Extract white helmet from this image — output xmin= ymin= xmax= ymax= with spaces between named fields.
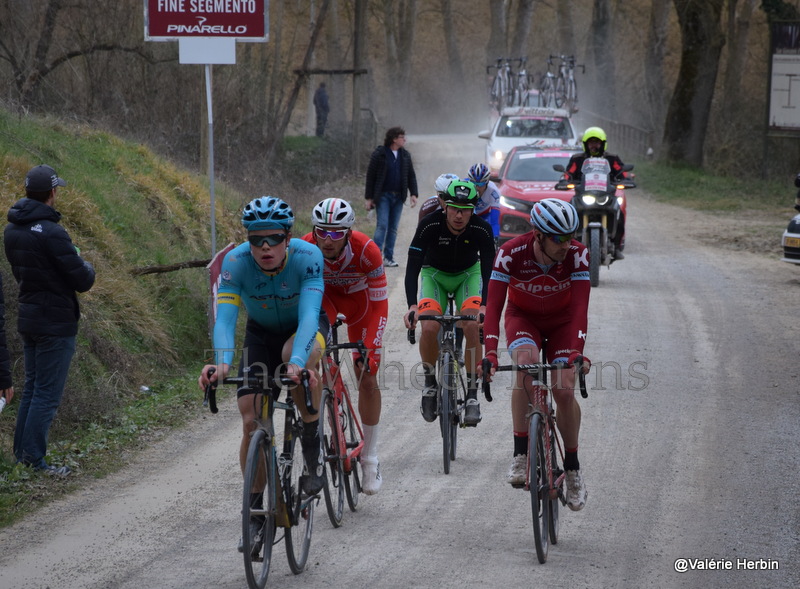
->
xmin=312 ymin=198 xmax=355 ymax=228
xmin=434 ymin=173 xmax=460 ymax=196
xmin=529 ymin=198 xmax=579 ymax=235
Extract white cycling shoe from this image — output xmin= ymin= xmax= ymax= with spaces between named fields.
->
xmin=565 ymin=469 xmax=588 ymax=511
xmin=361 ymin=457 xmax=382 ymax=495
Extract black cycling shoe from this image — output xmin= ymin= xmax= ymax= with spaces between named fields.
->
xmin=420 ymin=388 xmax=437 ymax=423
xmin=301 ymin=447 xmax=325 ymax=496
xmin=238 ymin=516 xmax=265 ymax=557
xmin=464 ymin=398 xmax=482 ymax=426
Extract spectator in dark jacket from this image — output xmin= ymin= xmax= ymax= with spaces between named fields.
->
xmin=0 ymin=273 xmax=13 ymax=411
xmin=313 ymin=82 xmax=330 ymax=137
xmin=3 ymin=164 xmax=95 ymax=476
xmin=364 ymin=126 xmax=419 ymax=267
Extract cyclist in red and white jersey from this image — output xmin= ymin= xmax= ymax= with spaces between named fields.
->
xmin=302 ymin=198 xmax=388 ymax=494
xmin=480 ymin=198 xmax=591 ymax=511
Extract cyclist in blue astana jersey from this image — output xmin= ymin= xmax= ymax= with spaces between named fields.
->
xmin=199 ymin=197 xmax=328 ymax=538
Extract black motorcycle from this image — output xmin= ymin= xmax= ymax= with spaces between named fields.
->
xmin=553 ymin=157 xmax=635 ymax=286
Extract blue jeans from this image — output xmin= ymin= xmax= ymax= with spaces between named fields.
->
xmin=373 ymin=192 xmax=405 ymax=261
xmin=14 ymin=334 xmax=76 ymax=469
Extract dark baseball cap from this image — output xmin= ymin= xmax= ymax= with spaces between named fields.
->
xmin=25 ymin=165 xmax=67 ymax=192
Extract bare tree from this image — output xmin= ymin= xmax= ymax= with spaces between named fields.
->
xmin=556 ymin=0 xmax=577 ymax=58
xmin=721 ymin=0 xmax=759 ymax=115
xmin=0 ymin=0 xmax=161 ymax=109
xmin=644 ymin=0 xmax=672 ymax=139
xmin=588 ymin=0 xmax=617 ymax=117
xmin=381 ymin=0 xmax=417 ymax=119
xmin=663 ymin=0 xmax=726 ymax=166
xmin=441 ymin=0 xmax=465 ymax=83
xmin=509 ymin=0 xmax=536 ymax=59
xmin=487 ymin=0 xmax=509 ymax=64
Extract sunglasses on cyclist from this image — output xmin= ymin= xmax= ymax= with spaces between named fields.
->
xmin=544 ymin=233 xmax=574 ymax=244
xmin=314 ymin=227 xmax=348 ymax=241
xmin=248 ymin=233 xmax=288 ymax=247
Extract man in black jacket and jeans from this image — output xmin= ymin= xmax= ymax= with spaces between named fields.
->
xmin=4 ymin=164 xmax=95 ymax=476
xmin=365 ymin=126 xmax=419 ymax=267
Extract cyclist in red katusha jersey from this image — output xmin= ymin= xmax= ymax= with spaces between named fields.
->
xmin=479 ymin=198 xmax=592 ymax=512
xmin=302 ymin=198 xmax=388 ymax=495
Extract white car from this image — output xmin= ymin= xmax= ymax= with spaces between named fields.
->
xmin=478 ymin=106 xmax=579 ymax=173
xmin=782 ymin=213 xmax=800 ymax=264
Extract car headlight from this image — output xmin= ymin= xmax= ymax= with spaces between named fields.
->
xmin=500 ymin=195 xmax=533 ymax=214
xmin=493 ymin=149 xmax=504 ymax=162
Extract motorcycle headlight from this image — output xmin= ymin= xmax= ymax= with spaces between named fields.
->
xmin=596 ymin=194 xmax=610 ymax=205
xmin=617 ymin=195 xmax=625 ymax=206
xmin=581 ymin=195 xmax=596 ymax=205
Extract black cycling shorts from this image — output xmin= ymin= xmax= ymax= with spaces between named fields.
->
xmin=237 ymin=312 xmax=330 ymax=398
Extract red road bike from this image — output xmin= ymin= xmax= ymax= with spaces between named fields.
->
xmin=482 ymin=342 xmax=587 ymax=563
xmin=319 ymin=315 xmax=366 ymax=527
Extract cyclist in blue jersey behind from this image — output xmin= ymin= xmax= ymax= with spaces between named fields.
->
xmin=198 ymin=196 xmax=328 ymax=552
xmin=467 ymin=163 xmax=501 ymax=244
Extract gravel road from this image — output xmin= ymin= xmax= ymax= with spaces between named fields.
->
xmin=0 ymin=134 xmax=797 ymax=589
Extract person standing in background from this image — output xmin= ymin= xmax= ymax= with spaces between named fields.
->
xmin=4 ymin=165 xmax=96 ymax=477
xmin=0 ymin=272 xmax=14 ymax=413
xmin=364 ymin=126 xmax=419 ymax=267
xmin=313 ymin=82 xmax=330 ymax=137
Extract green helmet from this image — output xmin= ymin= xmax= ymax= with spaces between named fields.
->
xmin=581 ymin=126 xmax=607 ymax=155
xmin=442 ymin=180 xmax=479 ymax=209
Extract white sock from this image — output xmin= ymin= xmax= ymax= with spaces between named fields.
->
xmin=362 ymin=423 xmax=379 ymax=462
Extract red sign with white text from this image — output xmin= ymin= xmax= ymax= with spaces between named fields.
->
xmin=145 ymin=0 xmax=268 ymax=41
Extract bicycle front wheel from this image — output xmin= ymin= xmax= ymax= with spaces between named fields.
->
xmin=319 ymin=389 xmax=344 ymax=528
xmin=548 ymin=427 xmax=561 ymax=545
xmin=242 ymin=428 xmax=276 ymax=589
xmin=284 ymin=419 xmax=314 ymax=574
xmin=448 ymin=359 xmax=460 ymax=462
xmin=529 ymin=413 xmax=551 ymax=564
xmin=342 ymin=393 xmax=363 ymax=511
xmin=439 ymin=351 xmax=455 ymax=474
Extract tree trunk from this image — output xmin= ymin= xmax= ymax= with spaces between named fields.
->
xmin=441 ymin=0 xmax=465 ymax=83
xmin=663 ymin=0 xmax=726 ymax=166
xmin=556 ymin=0 xmax=577 ymax=57
xmin=510 ymin=0 xmax=536 ymax=59
xmin=721 ymin=0 xmax=757 ymax=115
xmin=588 ymin=0 xmax=616 ymax=117
xmin=325 ymin=0 xmax=348 ymax=125
xmin=644 ymin=0 xmax=672 ymax=139
xmin=487 ymin=0 xmax=508 ymax=64
xmin=265 ymin=0 xmax=331 ymax=164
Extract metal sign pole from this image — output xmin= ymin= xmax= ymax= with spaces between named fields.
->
xmin=205 ymin=64 xmax=217 ymax=257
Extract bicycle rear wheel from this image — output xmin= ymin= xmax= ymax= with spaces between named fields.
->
xmin=342 ymin=392 xmax=363 ymax=511
xmin=529 ymin=413 xmax=551 ymax=564
xmin=439 ymin=351 xmax=455 ymax=474
xmin=539 ymin=77 xmax=554 ymax=107
xmin=242 ymin=428 xmax=276 ymax=589
xmin=284 ymin=419 xmax=314 ymax=574
xmin=554 ymin=76 xmax=566 ymax=109
xmin=319 ymin=389 xmax=344 ymax=528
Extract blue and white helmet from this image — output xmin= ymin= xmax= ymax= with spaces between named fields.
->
xmin=468 ymin=163 xmax=491 ymax=184
xmin=530 ymin=198 xmax=579 ymax=235
xmin=242 ymin=196 xmax=294 ymax=231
